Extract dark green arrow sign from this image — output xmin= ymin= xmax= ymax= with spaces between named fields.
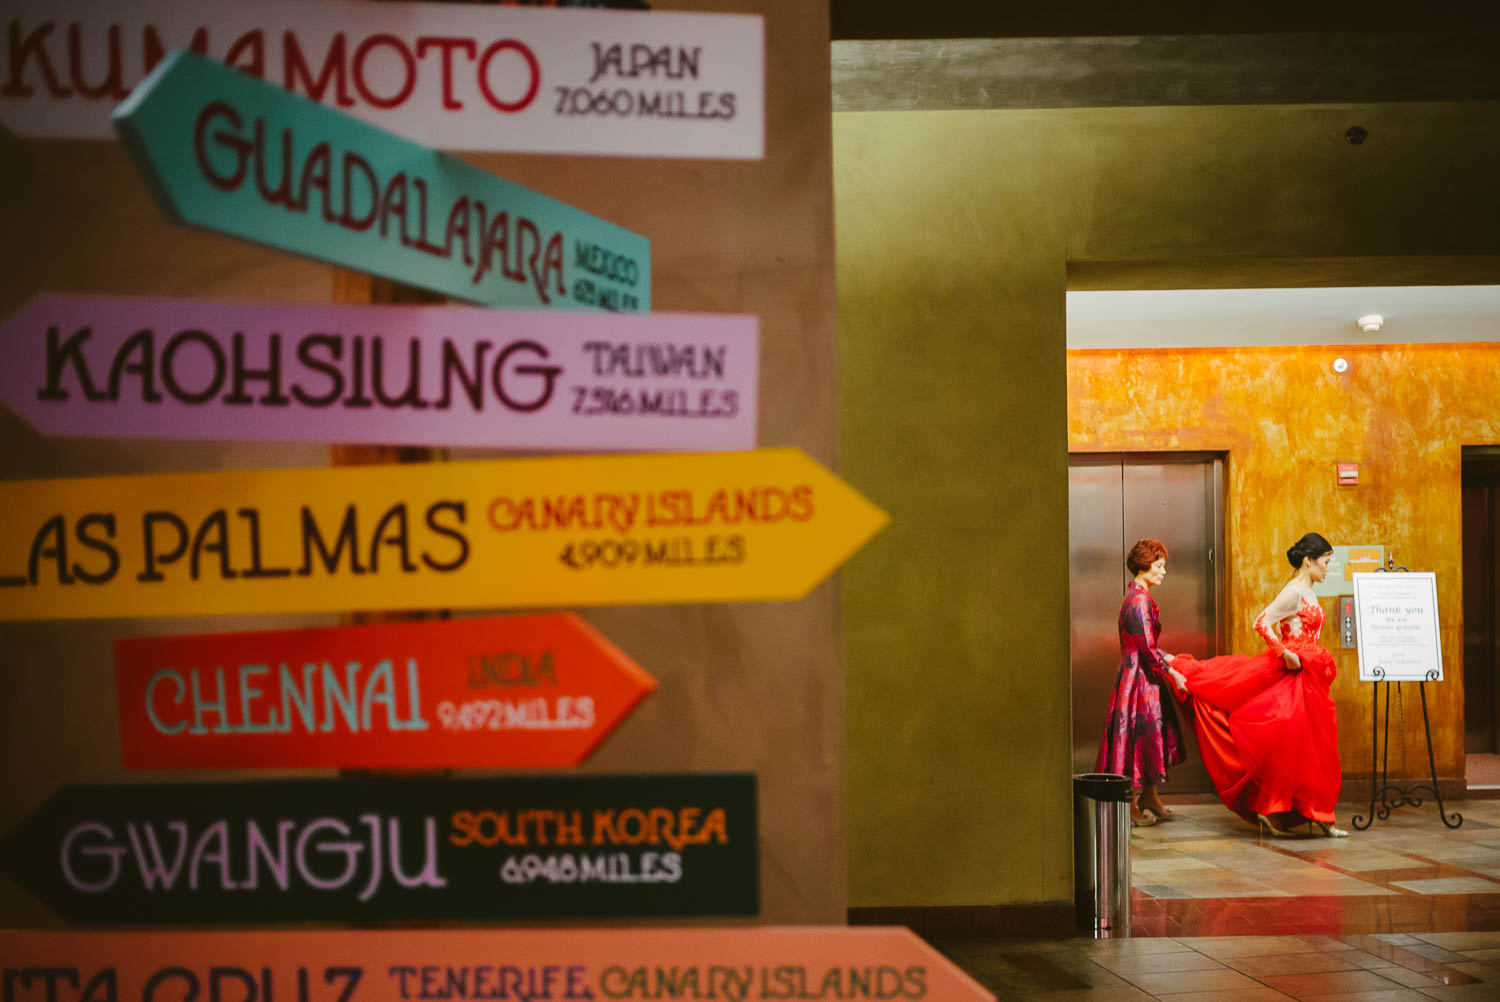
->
xmin=113 ymin=50 xmax=650 ymax=313
xmin=0 ymin=775 xmax=756 ymax=924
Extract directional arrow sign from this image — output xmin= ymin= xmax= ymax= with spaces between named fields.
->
xmin=0 ymin=928 xmax=992 ymax=1001
xmin=0 ymin=449 xmax=888 ymax=621
xmin=0 ymin=928 xmax=994 ymax=1002
xmin=0 ymin=0 xmax=765 ymax=159
xmin=113 ymin=50 xmax=651 ymax=312
xmin=115 ymin=614 xmax=657 ymax=770
xmin=0 ymin=775 xmax=757 ymax=923
xmin=0 ymin=294 xmax=757 ymax=450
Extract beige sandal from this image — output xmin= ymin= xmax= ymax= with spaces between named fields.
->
xmin=1131 ymin=805 xmax=1158 ymax=827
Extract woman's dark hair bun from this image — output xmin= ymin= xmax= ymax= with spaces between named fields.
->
xmin=1286 ymin=531 xmax=1334 ymax=568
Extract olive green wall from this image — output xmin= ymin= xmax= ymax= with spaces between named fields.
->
xmin=837 ymin=102 xmax=1500 ymax=907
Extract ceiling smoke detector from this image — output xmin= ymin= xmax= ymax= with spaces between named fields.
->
xmin=1356 ymin=314 xmax=1384 ymax=334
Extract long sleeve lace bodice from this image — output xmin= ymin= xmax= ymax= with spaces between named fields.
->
xmin=1253 ymin=587 xmax=1325 ymax=654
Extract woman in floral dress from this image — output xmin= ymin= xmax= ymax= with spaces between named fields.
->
xmin=1096 ymin=538 xmax=1190 ymax=826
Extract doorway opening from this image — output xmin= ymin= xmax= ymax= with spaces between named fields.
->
xmin=1464 ymin=447 xmax=1500 ymax=789
xmin=1068 ymin=453 xmax=1226 ymax=793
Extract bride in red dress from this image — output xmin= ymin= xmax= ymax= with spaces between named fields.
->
xmin=1173 ymin=532 xmax=1348 ymax=838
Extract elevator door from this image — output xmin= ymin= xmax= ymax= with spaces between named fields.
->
xmin=1070 ymin=455 xmax=1224 ymax=793
xmin=1463 ymin=453 xmax=1500 ymax=754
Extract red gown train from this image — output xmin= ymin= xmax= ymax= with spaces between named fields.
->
xmin=1173 ymin=595 xmax=1341 ymax=824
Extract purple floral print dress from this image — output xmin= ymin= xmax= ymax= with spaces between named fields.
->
xmin=1095 ymin=581 xmax=1186 ymax=789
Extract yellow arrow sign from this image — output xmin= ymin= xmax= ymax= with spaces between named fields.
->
xmin=0 ymin=450 xmax=887 ymax=621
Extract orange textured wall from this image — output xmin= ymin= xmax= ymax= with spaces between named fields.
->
xmin=1069 ymin=341 xmax=1500 ymax=785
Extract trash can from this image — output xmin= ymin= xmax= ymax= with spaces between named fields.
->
xmin=1073 ymin=772 xmax=1132 ymax=937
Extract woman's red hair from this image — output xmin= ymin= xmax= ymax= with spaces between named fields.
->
xmin=1127 ymin=537 xmax=1169 ymax=574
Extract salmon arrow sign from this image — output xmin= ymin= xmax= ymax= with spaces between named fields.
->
xmin=0 ymin=928 xmax=995 ymax=1002
xmin=114 ymin=614 xmax=657 ymax=770
xmin=0 ymin=448 xmax=889 ymax=621
xmin=0 ymin=775 xmax=758 ymax=924
xmin=113 ymin=50 xmax=650 ymax=312
xmin=0 ymin=294 xmax=757 ymax=450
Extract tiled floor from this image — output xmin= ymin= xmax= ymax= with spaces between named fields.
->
xmin=935 ymin=798 xmax=1500 ymax=1000
xmin=1128 ymin=797 xmax=1500 ymax=938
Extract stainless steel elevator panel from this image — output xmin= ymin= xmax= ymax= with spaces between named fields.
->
xmin=1070 ymin=464 xmax=1127 ymax=777
xmin=1070 ymin=456 xmax=1223 ymax=793
xmin=1123 ymin=463 xmax=1217 ymax=664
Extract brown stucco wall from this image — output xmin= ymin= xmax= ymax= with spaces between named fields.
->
xmin=0 ymin=0 xmax=844 ymax=926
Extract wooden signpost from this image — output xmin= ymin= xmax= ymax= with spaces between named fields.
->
xmin=0 ymin=928 xmax=995 ymax=1002
xmin=0 ymin=775 xmax=758 ymax=923
xmin=0 ymin=0 xmax=765 ymax=159
xmin=0 ymin=449 xmax=888 ymax=621
xmin=0 ymin=0 xmax=868 ymax=951
xmin=0 ymin=294 xmax=758 ymax=450
xmin=115 ymin=614 xmax=657 ymax=770
xmin=114 ymin=51 xmax=651 ymax=312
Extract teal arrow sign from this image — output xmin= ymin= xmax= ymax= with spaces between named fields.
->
xmin=113 ymin=51 xmax=650 ymax=313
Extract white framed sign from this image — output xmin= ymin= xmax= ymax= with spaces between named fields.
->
xmin=0 ymin=0 xmax=764 ymax=159
xmin=1352 ymin=571 xmax=1443 ymax=681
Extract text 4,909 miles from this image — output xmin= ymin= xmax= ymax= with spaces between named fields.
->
xmin=559 ymin=535 xmax=746 ymax=569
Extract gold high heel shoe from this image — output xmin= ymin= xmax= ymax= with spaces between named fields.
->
xmin=1257 ymin=813 xmax=1296 ymax=838
xmin=1313 ymin=820 xmax=1349 ymax=838
xmin=1141 ymin=802 xmax=1178 ymax=821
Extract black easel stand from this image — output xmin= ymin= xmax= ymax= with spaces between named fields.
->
xmin=1351 ymin=673 xmax=1462 ymax=831
xmin=1351 ymin=562 xmax=1460 ymax=830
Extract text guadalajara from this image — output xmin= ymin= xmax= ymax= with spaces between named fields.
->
xmin=193 ymin=99 xmax=576 ymax=307
xmin=112 ymin=50 xmax=650 ymax=313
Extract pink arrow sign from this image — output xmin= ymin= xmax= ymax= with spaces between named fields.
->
xmin=0 ymin=294 xmax=757 ymax=450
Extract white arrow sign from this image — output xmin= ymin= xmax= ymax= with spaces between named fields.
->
xmin=0 ymin=0 xmax=765 ymax=159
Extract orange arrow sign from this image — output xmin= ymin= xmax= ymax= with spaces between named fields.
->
xmin=114 ymin=614 xmax=656 ymax=769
